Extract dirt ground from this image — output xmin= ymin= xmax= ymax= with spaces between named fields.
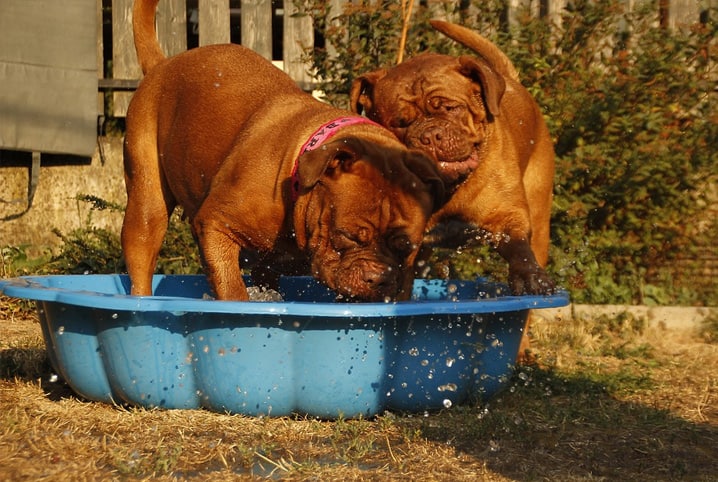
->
xmin=1 ymin=302 xmax=716 ymax=481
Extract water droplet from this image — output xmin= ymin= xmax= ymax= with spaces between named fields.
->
xmin=49 ymin=374 xmax=58 ymax=383
xmin=438 ymin=383 xmax=457 ymax=392
xmin=443 ymin=399 xmax=452 ymax=408
xmin=57 ymin=326 xmax=65 ymax=335
xmin=445 ymin=357 xmax=455 ymax=367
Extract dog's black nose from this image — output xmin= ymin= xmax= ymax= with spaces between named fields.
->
xmin=362 ymin=264 xmax=397 ymax=295
xmin=419 ymin=126 xmax=443 ymax=146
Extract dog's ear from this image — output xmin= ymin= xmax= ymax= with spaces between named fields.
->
xmin=349 ymin=70 xmax=387 ymax=115
xmin=458 ymin=55 xmax=505 ymax=117
xmin=296 ymin=138 xmax=363 ymax=191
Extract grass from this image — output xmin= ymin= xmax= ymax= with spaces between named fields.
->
xmin=0 ymin=296 xmax=717 ymax=481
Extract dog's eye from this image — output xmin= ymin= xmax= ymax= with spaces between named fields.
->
xmin=427 ymin=97 xmax=445 ymax=111
xmin=333 ymin=233 xmax=357 ymax=252
xmin=333 ymin=228 xmax=370 ymax=251
xmin=428 ymin=97 xmax=462 ymax=114
xmin=391 ymin=117 xmax=412 ymax=130
xmin=389 ymin=233 xmax=415 ymax=257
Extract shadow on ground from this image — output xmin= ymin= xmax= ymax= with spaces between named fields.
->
xmin=408 ymin=366 xmax=717 ymax=481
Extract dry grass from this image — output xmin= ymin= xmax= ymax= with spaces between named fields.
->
xmin=1 ymin=297 xmax=716 ymax=481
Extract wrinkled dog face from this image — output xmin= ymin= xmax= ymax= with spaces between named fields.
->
xmin=351 ymin=53 xmax=506 ymax=185
xmin=295 ymin=142 xmax=439 ymax=302
xmin=304 ymin=177 xmax=430 ymax=302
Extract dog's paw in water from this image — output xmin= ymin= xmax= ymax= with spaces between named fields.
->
xmin=246 ymin=286 xmax=284 ymax=302
xmin=200 ymin=287 xmax=283 ymax=301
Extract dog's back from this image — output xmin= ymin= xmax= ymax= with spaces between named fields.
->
xmin=127 ymin=0 xmax=316 ymax=219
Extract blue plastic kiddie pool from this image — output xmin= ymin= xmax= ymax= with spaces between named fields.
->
xmin=0 ymin=274 xmax=568 ymax=418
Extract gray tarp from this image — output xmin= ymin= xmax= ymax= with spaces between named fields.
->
xmin=0 ymin=0 xmax=97 ymax=157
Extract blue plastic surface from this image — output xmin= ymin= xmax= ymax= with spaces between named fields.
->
xmin=0 ymin=274 xmax=569 ymax=418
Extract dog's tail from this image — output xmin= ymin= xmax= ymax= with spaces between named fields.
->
xmin=430 ymin=20 xmax=520 ymax=81
xmin=133 ymin=0 xmax=166 ymax=74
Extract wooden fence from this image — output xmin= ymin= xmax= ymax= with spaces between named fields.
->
xmin=97 ymin=0 xmax=710 ymax=118
xmin=100 ymin=0 xmax=335 ymax=117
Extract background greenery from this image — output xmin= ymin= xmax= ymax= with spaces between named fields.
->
xmin=302 ymin=0 xmax=718 ymax=306
xmin=2 ymin=0 xmax=716 ymax=307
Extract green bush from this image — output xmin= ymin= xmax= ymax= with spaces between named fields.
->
xmin=4 ymin=2 xmax=714 ymax=306
xmin=301 ymin=0 xmax=718 ymax=305
xmin=5 ymin=195 xmax=203 ymax=278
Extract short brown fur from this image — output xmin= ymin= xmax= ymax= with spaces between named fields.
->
xmin=122 ymin=0 xmax=442 ymax=302
xmin=350 ymin=20 xmax=556 ymax=357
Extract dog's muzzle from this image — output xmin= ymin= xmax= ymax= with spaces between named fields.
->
xmin=405 ymin=120 xmax=480 ymax=182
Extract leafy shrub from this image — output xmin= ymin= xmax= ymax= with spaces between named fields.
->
xmin=301 ymin=0 xmax=718 ymax=305
xmin=8 ymin=195 xmax=203 ymax=277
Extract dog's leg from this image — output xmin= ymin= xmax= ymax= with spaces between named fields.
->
xmin=121 ymin=140 xmax=173 ymax=296
xmin=517 ymin=137 xmax=555 ymax=364
xmin=192 ymin=211 xmax=248 ymax=301
xmin=523 ymin=137 xmax=555 ymax=268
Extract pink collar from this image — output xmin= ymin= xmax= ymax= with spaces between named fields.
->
xmin=291 ymin=116 xmax=379 ymax=201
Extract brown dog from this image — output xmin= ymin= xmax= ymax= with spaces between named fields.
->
xmin=350 ymin=20 xmax=555 ymax=295
xmin=121 ymin=0 xmax=442 ymax=302
xmin=350 ymin=20 xmax=556 ymax=359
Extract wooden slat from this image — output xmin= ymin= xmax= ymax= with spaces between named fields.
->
xmin=97 ymin=0 xmax=105 ymax=116
xmin=282 ymin=0 xmax=313 ymax=89
xmin=241 ymin=0 xmax=272 ymax=59
xmin=111 ymin=0 xmax=139 ymax=117
xmin=507 ymin=0 xmax=539 ymax=28
xmin=199 ymin=0 xmax=229 ymax=46
xmin=99 ymin=78 xmax=140 ymax=90
xmin=103 ymin=0 xmax=706 ymax=116
xmin=324 ymin=0 xmax=347 ymax=59
xmin=156 ymin=0 xmax=187 ymax=56
xmin=666 ymin=0 xmax=701 ymax=29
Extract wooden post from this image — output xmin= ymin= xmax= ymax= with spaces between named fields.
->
xmin=324 ymin=0 xmax=345 ymax=60
xmin=507 ymin=0 xmax=539 ymax=29
xmin=97 ymin=0 xmax=105 ymax=117
xmin=157 ymin=0 xmax=187 ymax=55
xmin=283 ymin=0 xmax=313 ymax=89
xmin=665 ymin=0 xmax=701 ymax=30
xmin=241 ymin=0 xmax=273 ymax=59
xmin=199 ymin=0 xmax=230 ymax=46
xmin=111 ymin=0 xmax=139 ymax=117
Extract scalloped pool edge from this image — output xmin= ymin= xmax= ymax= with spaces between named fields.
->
xmin=0 ymin=274 xmax=569 ymax=418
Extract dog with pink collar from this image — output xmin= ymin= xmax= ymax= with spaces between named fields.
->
xmin=122 ymin=0 xmax=443 ymax=302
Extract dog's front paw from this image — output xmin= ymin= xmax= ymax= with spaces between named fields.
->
xmin=508 ymin=264 xmax=555 ymax=295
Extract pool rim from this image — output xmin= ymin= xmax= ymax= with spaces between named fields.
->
xmin=0 ymin=274 xmax=570 ymax=317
